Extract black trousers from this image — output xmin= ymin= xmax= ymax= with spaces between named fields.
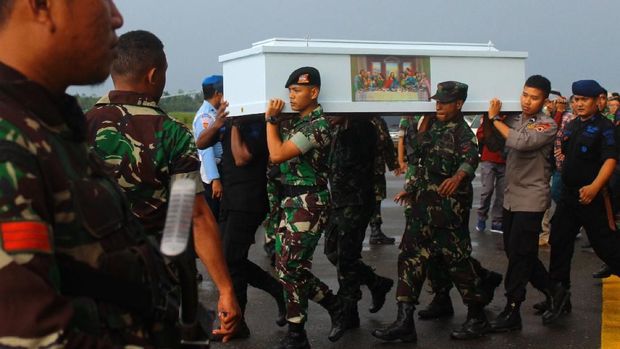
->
xmin=203 ymin=182 xmax=221 ymax=221
xmin=502 ymin=209 xmax=551 ymax=303
xmin=219 ymin=209 xmax=281 ymax=313
xmin=550 ymin=191 xmax=620 ymax=288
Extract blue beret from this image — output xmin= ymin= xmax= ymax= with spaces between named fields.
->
xmin=202 ymin=75 xmax=223 ymax=87
xmin=572 ymin=80 xmax=606 ymax=97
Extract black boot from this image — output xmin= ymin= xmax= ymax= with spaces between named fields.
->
xmin=371 ymin=302 xmax=417 ymax=342
xmin=418 ymin=292 xmax=454 ymax=319
xmin=593 ymin=264 xmax=613 ymax=279
xmin=490 ymin=302 xmax=522 ymax=332
xmin=480 ymin=271 xmax=503 ymax=306
xmin=344 ymin=299 xmax=360 ymax=329
xmin=451 ymin=304 xmax=490 ymax=339
xmin=275 ymin=327 xmax=310 ymax=349
xmin=369 ymin=276 xmax=394 ymax=313
xmin=542 ymin=283 xmax=571 ymax=325
xmin=533 ymin=290 xmax=572 ymax=315
xmin=318 ymin=294 xmax=347 ymax=342
xmin=369 ymin=225 xmax=395 ymax=245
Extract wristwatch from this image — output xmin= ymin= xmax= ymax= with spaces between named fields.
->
xmin=491 ymin=114 xmax=502 ymax=122
xmin=266 ymin=116 xmax=278 ymax=125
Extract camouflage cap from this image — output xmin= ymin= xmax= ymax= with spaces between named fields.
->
xmin=430 ymin=81 xmax=468 ymax=103
xmin=285 ymin=66 xmax=321 ymax=88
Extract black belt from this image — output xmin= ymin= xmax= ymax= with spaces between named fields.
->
xmin=281 ymin=185 xmax=321 ymax=197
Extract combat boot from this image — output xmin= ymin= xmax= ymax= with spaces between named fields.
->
xmin=593 ymin=264 xmax=613 ymax=279
xmin=369 ymin=225 xmax=395 ymax=245
xmin=318 ymin=294 xmax=347 ymax=342
xmin=481 ymin=271 xmax=503 ymax=306
xmin=450 ymin=304 xmax=490 ymax=339
xmin=542 ymin=283 xmax=570 ymax=325
xmin=369 ymin=276 xmax=394 ymax=313
xmin=533 ymin=292 xmax=572 ymax=315
xmin=490 ymin=302 xmax=522 ymax=332
xmin=275 ymin=329 xmax=310 ymax=349
xmin=418 ymin=292 xmax=454 ymax=319
xmin=371 ymin=302 xmax=417 ymax=342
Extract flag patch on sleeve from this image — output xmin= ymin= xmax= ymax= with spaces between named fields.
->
xmin=0 ymin=221 xmax=52 ymax=254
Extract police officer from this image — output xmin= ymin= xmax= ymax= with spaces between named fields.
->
xmin=324 ymin=114 xmax=394 ymax=338
xmin=86 ymin=30 xmax=240 ymax=343
xmin=193 ymin=75 xmax=226 ymax=220
xmin=368 ymin=115 xmax=399 ymax=244
xmin=486 ymin=75 xmax=563 ymax=331
xmin=373 ymin=81 xmax=493 ymax=342
xmin=547 ymin=80 xmax=620 ymax=322
xmin=0 ymin=2 xmax=231 ymax=347
xmin=265 ymin=67 xmax=344 ymax=349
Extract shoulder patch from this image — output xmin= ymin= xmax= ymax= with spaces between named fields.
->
xmin=0 ymin=221 xmax=52 ymax=254
xmin=528 ymin=123 xmax=552 ymax=132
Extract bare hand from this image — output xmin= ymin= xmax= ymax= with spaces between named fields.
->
xmin=212 ymin=292 xmax=241 ymax=343
xmin=579 ymin=184 xmax=599 ymax=205
xmin=211 ymin=179 xmax=223 ymax=199
xmin=438 ymin=175 xmax=463 ymax=197
xmin=266 ymin=99 xmax=285 ymax=119
xmin=488 ymin=98 xmax=502 ymax=118
xmin=213 ymin=100 xmax=230 ymax=128
xmin=394 ymin=191 xmax=412 ymax=206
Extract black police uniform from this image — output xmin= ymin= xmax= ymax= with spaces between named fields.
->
xmin=550 ymin=113 xmax=620 ymax=287
xmin=218 ymin=116 xmax=283 ymax=316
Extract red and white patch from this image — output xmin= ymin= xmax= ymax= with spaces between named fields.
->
xmin=527 ymin=123 xmax=552 ymax=132
xmin=1 ymin=221 xmax=52 ymax=254
xmin=298 ymin=74 xmax=310 ymax=84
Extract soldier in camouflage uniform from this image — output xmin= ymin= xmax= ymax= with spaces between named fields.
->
xmin=373 ymin=81 xmax=495 ymax=343
xmin=324 ymin=115 xmax=394 ymax=338
xmin=265 ymin=67 xmax=345 ymax=349
xmin=263 ymin=166 xmax=281 ymax=265
xmin=0 ymin=3 xmax=197 ymax=347
xmin=85 ymin=30 xmax=240 ymax=344
xmin=368 ymin=116 xmax=399 ymax=244
xmin=398 ymin=117 xmax=502 ymax=321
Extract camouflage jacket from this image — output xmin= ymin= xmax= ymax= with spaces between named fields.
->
xmin=406 ymin=113 xmax=478 ymax=228
xmin=370 ymin=116 xmax=399 ymax=175
xmin=86 ymin=91 xmax=202 ymax=236
xmin=0 ymin=63 xmax=159 ymax=348
xmin=279 ymin=105 xmax=332 ymax=208
xmin=329 ymin=117 xmax=376 ymax=208
xmin=399 ymin=115 xmax=421 ymax=163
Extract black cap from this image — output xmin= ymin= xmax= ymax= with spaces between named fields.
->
xmin=285 ymin=66 xmax=321 ymax=88
xmin=430 ymin=81 xmax=468 ymax=103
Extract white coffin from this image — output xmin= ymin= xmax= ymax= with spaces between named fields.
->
xmin=219 ymin=38 xmax=527 ymax=116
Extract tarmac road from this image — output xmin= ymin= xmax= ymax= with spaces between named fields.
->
xmin=200 ymin=171 xmax=605 ymax=349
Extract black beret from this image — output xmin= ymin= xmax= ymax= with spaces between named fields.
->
xmin=285 ymin=66 xmax=321 ymax=88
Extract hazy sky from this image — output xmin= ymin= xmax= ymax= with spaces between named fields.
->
xmin=71 ymin=0 xmax=619 ymax=98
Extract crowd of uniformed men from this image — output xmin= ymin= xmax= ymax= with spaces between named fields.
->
xmin=0 ymin=2 xmax=620 ymax=349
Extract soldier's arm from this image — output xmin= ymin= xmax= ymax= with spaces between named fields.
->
xmin=376 ymin=117 xmax=399 ymax=171
xmin=438 ymin=128 xmax=478 ymax=197
xmin=192 ymin=195 xmax=241 ymax=342
xmin=265 ymin=99 xmax=302 ymax=163
xmin=0 ymin=142 xmax=114 ymax=348
xmin=230 ymin=124 xmax=253 ymax=166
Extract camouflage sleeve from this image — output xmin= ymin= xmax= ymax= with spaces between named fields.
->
xmin=163 ymin=118 xmax=203 ymax=194
xmin=398 ymin=117 xmax=409 ymax=137
xmin=0 ymin=122 xmax=115 ymax=348
xmin=456 ymin=126 xmax=479 ymax=177
xmin=289 ymin=117 xmax=332 ymax=154
xmin=375 ymin=117 xmax=399 ymax=171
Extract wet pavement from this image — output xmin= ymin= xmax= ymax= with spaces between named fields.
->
xmin=199 ymin=172 xmax=604 ymax=349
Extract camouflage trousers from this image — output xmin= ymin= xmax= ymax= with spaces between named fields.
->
xmin=396 ymin=215 xmax=486 ymax=305
xmin=415 ymin=209 xmax=492 ymax=295
xmin=275 ymin=206 xmax=332 ymax=324
xmin=324 ymin=204 xmax=380 ymax=302
xmin=263 ymin=180 xmax=281 ymax=246
xmin=369 ymin=200 xmax=383 ymax=227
